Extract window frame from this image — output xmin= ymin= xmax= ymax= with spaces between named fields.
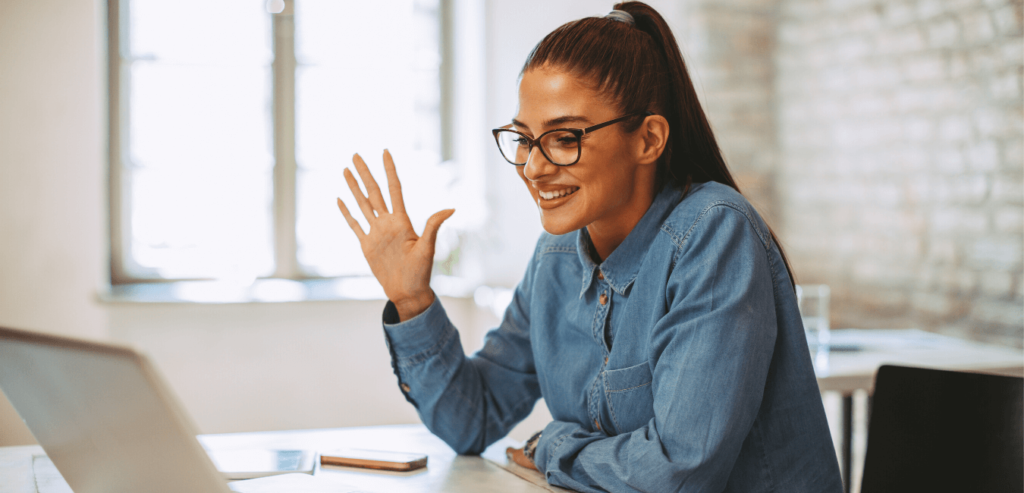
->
xmin=107 ymin=0 xmax=454 ymax=286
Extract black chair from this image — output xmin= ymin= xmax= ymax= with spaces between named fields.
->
xmin=860 ymin=365 xmax=1023 ymax=493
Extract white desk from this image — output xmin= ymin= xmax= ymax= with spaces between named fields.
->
xmin=813 ymin=329 xmax=1023 ymax=492
xmin=0 ymin=424 xmax=558 ymax=493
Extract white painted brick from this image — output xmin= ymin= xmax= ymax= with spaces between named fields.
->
xmin=916 ymin=0 xmax=946 ymax=20
xmin=850 ymin=9 xmax=883 ymax=32
xmin=962 ymin=9 xmax=997 ymax=43
xmin=1002 ymin=138 xmax=1024 ymax=172
xmin=967 ymin=236 xmax=1023 ymax=269
xmin=971 ymin=300 xmax=1024 ymax=327
xmin=883 ymin=3 xmax=917 ymax=27
xmin=979 ymin=271 xmax=1015 ymax=296
xmin=927 ymin=239 xmax=958 ymax=263
xmin=938 ymin=116 xmax=973 ymax=142
xmin=934 ymin=147 xmax=967 ymax=173
xmin=994 ymin=206 xmax=1024 ymax=232
xmin=927 ymin=17 xmax=962 ymax=47
xmin=930 ymin=208 xmax=989 ymax=233
xmin=895 ymin=146 xmax=930 ymax=171
xmin=990 ymin=70 xmax=1022 ymax=100
xmin=837 ymin=36 xmax=873 ymax=61
xmin=974 ymin=106 xmax=1010 ymax=138
xmin=999 ymin=39 xmax=1023 ymax=69
xmin=992 ymin=4 xmax=1023 ymax=37
xmin=968 ymin=140 xmax=1001 ymax=170
xmin=876 ymin=27 xmax=926 ymax=54
xmin=950 ymin=53 xmax=972 ymax=78
xmin=904 ymin=54 xmax=947 ymax=80
xmin=904 ymin=117 xmax=934 ymax=142
xmin=992 ymin=175 xmax=1024 ymax=204
xmin=912 ymin=291 xmax=954 ymax=316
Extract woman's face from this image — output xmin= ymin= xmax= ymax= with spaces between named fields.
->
xmin=513 ymin=66 xmax=655 ymax=237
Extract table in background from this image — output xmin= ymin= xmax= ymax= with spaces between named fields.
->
xmin=815 ymin=329 xmax=1024 ymax=492
xmin=0 ymin=424 xmax=556 ymax=493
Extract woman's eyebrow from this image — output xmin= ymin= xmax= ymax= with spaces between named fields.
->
xmin=512 ymin=115 xmax=592 ymax=130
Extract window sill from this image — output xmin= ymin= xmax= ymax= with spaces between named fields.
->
xmin=99 ymin=275 xmax=477 ymax=304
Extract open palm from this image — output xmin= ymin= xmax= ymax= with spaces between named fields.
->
xmin=336 ymin=150 xmax=455 ymax=321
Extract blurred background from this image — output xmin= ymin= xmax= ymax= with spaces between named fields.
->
xmin=0 ymin=0 xmax=1020 ymax=489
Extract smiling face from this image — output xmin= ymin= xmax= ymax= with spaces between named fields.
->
xmin=513 ymin=66 xmax=658 ymax=251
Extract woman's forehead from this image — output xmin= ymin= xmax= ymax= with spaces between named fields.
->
xmin=516 ymin=67 xmax=616 ymax=128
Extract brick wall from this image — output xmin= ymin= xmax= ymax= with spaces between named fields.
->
xmin=774 ymin=0 xmax=1023 ymax=346
xmin=680 ymin=0 xmax=781 ymax=222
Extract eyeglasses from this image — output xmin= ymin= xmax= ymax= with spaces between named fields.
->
xmin=491 ymin=112 xmax=653 ymax=166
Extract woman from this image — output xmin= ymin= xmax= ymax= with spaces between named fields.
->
xmin=336 ymin=2 xmax=842 ymax=491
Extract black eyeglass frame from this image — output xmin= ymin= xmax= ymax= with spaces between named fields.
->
xmin=491 ymin=111 xmax=654 ymax=166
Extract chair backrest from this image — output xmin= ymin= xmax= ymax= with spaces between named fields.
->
xmin=861 ymin=365 xmax=1023 ymax=493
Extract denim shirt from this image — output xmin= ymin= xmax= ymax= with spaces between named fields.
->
xmin=382 ymin=182 xmax=842 ymax=492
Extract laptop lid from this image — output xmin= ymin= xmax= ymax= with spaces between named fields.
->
xmin=861 ymin=364 xmax=1024 ymax=493
xmin=0 ymin=326 xmax=230 ymax=493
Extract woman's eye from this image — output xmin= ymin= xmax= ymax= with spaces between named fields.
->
xmin=556 ymin=136 xmax=579 ymax=147
xmin=513 ymin=137 xmax=529 ymax=147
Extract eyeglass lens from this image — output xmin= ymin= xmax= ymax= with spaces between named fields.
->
xmin=496 ymin=130 xmax=580 ymax=165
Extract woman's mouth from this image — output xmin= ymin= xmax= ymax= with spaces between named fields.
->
xmin=538 ymin=186 xmax=580 ymax=200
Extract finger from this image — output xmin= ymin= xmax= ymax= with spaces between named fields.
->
xmin=421 ymin=209 xmax=455 ymax=247
xmin=352 ymin=153 xmax=390 ymax=215
xmin=344 ymin=167 xmax=377 ymax=221
xmin=336 ymin=198 xmax=367 ymax=241
xmin=382 ymin=149 xmax=407 ymax=216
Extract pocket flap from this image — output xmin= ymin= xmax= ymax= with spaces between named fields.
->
xmin=604 ymin=361 xmax=653 ymax=393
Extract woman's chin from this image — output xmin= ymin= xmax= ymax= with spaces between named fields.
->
xmin=538 ymin=212 xmax=583 ymax=236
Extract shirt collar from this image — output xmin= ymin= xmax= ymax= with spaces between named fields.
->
xmin=576 ymin=185 xmax=681 ymax=298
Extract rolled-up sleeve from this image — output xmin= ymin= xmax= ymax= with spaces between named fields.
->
xmin=534 ymin=205 xmax=779 ymax=492
xmin=383 ymin=245 xmax=543 ymax=455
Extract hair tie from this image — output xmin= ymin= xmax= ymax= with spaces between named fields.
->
xmin=605 ymin=10 xmax=635 ymax=26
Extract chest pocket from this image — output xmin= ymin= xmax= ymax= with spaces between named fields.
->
xmin=603 ymin=361 xmax=655 ymax=434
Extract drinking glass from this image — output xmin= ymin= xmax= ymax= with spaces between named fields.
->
xmin=796 ymin=284 xmax=831 ymax=374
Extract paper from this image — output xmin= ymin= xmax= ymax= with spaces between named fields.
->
xmin=228 ymin=473 xmax=370 ymax=493
xmin=32 ymin=455 xmax=73 ymax=493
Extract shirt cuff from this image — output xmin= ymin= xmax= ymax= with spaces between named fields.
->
xmin=382 ymin=294 xmax=454 ymax=359
xmin=534 ymin=420 xmax=577 ymax=475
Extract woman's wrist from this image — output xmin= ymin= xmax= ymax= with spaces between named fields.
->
xmin=523 ymin=430 xmax=543 ymax=464
xmin=393 ymin=291 xmax=436 ymax=322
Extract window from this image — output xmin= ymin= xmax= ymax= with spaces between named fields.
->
xmin=109 ymin=0 xmax=461 ymax=288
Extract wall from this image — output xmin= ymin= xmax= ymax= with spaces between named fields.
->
xmin=0 ymin=0 xmax=109 ymax=446
xmin=679 ymin=0 xmax=781 ymax=221
xmin=776 ymin=0 xmax=1024 ymax=346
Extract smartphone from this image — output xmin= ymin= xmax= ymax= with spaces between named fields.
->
xmin=319 ymin=449 xmax=428 ymax=472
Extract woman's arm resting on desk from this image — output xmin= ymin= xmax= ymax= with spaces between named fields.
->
xmin=336 ymin=150 xmax=454 ymax=321
xmin=534 ymin=206 xmax=778 ymax=493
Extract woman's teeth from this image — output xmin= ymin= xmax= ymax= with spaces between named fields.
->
xmin=539 ymin=187 xmax=579 ymax=200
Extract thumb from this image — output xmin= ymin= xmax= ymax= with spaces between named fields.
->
xmin=421 ymin=208 xmax=455 ymax=247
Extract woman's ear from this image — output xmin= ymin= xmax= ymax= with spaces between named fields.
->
xmin=635 ymin=115 xmax=670 ymax=166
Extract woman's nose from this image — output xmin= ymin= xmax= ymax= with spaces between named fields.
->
xmin=523 ymin=146 xmax=557 ymax=181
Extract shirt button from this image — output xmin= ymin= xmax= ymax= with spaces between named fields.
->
xmin=604 ymin=356 xmax=609 ymax=365
xmin=599 ymin=292 xmax=608 ymax=305
xmin=400 ymin=383 xmax=411 ymax=392
xmin=594 ymin=419 xmax=601 ymax=431
xmin=597 ymin=271 xmax=604 ymax=280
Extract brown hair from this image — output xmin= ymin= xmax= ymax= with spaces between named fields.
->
xmin=521 ymin=1 xmax=795 ymax=286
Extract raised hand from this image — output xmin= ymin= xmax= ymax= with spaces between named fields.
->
xmin=335 ymin=150 xmax=455 ymax=321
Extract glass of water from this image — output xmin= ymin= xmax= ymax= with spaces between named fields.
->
xmin=796 ymin=284 xmax=830 ymax=374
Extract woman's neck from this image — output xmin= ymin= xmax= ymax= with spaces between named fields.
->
xmin=585 ymin=184 xmax=658 ymax=262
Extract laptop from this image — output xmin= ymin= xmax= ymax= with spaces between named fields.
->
xmin=0 ymin=325 xmax=310 ymax=493
xmin=860 ymin=364 xmax=1024 ymax=493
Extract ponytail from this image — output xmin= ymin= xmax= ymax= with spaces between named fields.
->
xmin=523 ymin=1 xmax=796 ymax=287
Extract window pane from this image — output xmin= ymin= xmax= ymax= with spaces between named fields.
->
xmin=131 ymin=167 xmax=274 ymax=279
xmin=295 ymin=0 xmax=443 ymax=277
xmin=124 ymin=0 xmax=274 ymax=279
